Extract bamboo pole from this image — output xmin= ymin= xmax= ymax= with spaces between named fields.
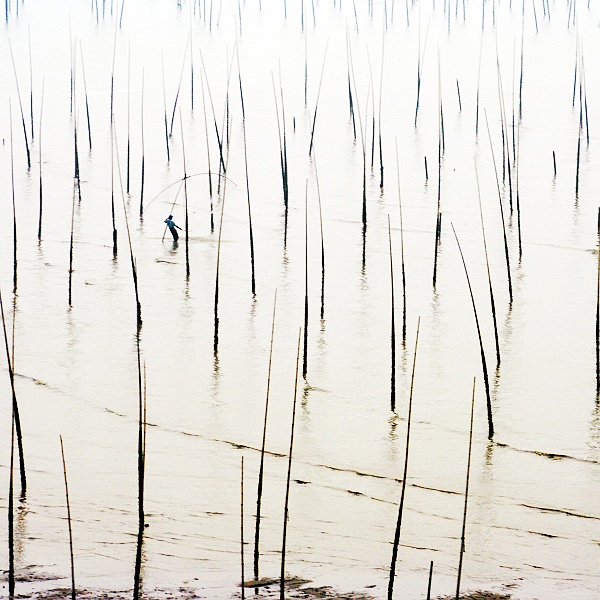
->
xmin=254 ymin=291 xmax=277 ymax=582
xmin=455 ymin=378 xmax=476 ymax=599
xmin=303 ymin=182 xmax=309 ymax=380
xmin=0 ymin=286 xmax=26 ymax=495
xmin=388 ymin=318 xmax=420 ymax=600
xmin=475 ymin=162 xmax=500 ymax=368
xmin=388 ymin=215 xmax=396 ymax=412
xmin=60 ymin=436 xmax=76 ymax=600
xmin=240 ymin=456 xmax=245 ymax=599
xmin=395 ymin=142 xmax=407 ymax=344
xmin=484 ymin=112 xmax=513 ymax=304
xmin=8 ymin=40 xmax=31 ymax=170
xmin=139 ymin=69 xmax=145 ymax=217
xmin=38 ymin=79 xmax=45 ymax=242
xmin=8 ymin=416 xmax=15 ymax=598
xmin=451 ymin=224 xmax=494 ymax=439
xmin=280 ymin=328 xmax=302 ymax=600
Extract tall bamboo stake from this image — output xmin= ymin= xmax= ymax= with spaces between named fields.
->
xmin=9 ymin=102 xmax=18 ymax=294
xmin=451 ymin=224 xmax=494 ymax=439
xmin=133 ymin=333 xmax=146 ymax=600
xmin=139 ymin=69 xmax=145 ymax=217
xmin=214 ymin=145 xmax=230 ymax=353
xmin=169 ymin=38 xmax=190 ymax=137
xmin=60 ymin=436 xmax=76 ymax=600
xmin=79 ymin=44 xmax=92 ymax=151
xmin=161 ymin=54 xmax=171 ymax=161
xmin=388 ymin=318 xmax=420 ymax=600
xmin=254 ymin=291 xmax=277 ymax=582
xmin=239 ymin=63 xmax=256 ymax=296
xmin=388 ymin=215 xmax=396 ymax=411
xmin=113 ymin=124 xmax=142 ymax=329
xmin=126 ymin=44 xmax=131 ymax=195
xmin=8 ymin=40 xmax=31 ymax=170
xmin=308 ymin=42 xmax=328 ymax=156
xmin=0 ymin=286 xmax=26 ymax=495
xmin=596 ymin=208 xmax=600 ymax=402
xmin=28 ymin=27 xmax=34 ymax=141
xmin=200 ymin=67 xmax=214 ymax=227
xmin=484 ymin=112 xmax=513 ymax=304
xmin=395 ymin=142 xmax=407 ymax=344
xmin=8 ymin=416 xmax=15 ymax=598
xmin=475 ymin=163 xmax=500 ymax=367
xmin=455 ymin=378 xmax=476 ymax=599
xmin=38 ymin=79 xmax=45 ymax=242
xmin=280 ymin=328 xmax=302 ymax=600
xmin=303 ymin=182 xmax=309 ymax=380
xmin=68 ymin=179 xmax=77 ymax=307
xmin=240 ymin=456 xmax=245 ymax=599
xmin=426 ymin=561 xmax=433 ymax=599
xmin=313 ymin=149 xmax=326 ymax=320
xmin=179 ymin=109 xmax=190 ymax=278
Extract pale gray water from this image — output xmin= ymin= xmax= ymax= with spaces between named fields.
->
xmin=0 ymin=0 xmax=599 ymax=598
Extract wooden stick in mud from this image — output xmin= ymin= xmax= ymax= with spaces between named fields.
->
xmin=426 ymin=560 xmax=433 ymax=599
xmin=239 ymin=63 xmax=256 ymax=296
xmin=68 ymin=178 xmax=77 ymax=307
xmin=254 ymin=291 xmax=277 ymax=582
xmin=484 ymin=112 xmax=512 ymax=304
xmin=280 ymin=328 xmax=302 ymax=600
xmin=475 ymin=162 xmax=500 ymax=368
xmin=432 ymin=49 xmax=445 ymax=288
xmin=395 ymin=142 xmax=407 ymax=344
xmin=271 ymin=74 xmax=288 ymax=244
xmin=169 ymin=38 xmax=190 ymax=137
xmin=313 ymin=149 xmax=326 ymax=320
xmin=9 ymin=102 xmax=18 ymax=294
xmin=0 ymin=286 xmax=26 ymax=496
xmin=161 ymin=54 xmax=171 ymax=162
xmin=200 ymin=67 xmax=214 ymax=228
xmin=596 ymin=207 xmax=600 ymax=398
xmin=79 ymin=44 xmax=92 ymax=151
xmin=303 ymin=182 xmax=309 ymax=380
xmin=60 ymin=436 xmax=76 ymax=600
xmin=308 ymin=41 xmax=328 ymax=157
xmin=8 ymin=416 xmax=15 ymax=598
xmin=388 ymin=317 xmax=420 ymax=600
xmin=28 ymin=27 xmax=34 ymax=141
xmin=126 ymin=44 xmax=131 ymax=195
xmin=455 ymin=378 xmax=476 ymax=600
xmin=179 ymin=109 xmax=190 ymax=278
xmin=214 ymin=146 xmax=230 ymax=353
xmin=8 ymin=40 xmax=31 ymax=170
xmin=240 ymin=456 xmax=245 ymax=600
xmin=38 ymin=79 xmax=45 ymax=241
xmin=451 ymin=224 xmax=494 ymax=439
xmin=133 ymin=343 xmax=147 ymax=600
xmin=388 ymin=215 xmax=397 ymax=411
xmin=140 ymin=69 xmax=145 ymax=217
xmin=113 ymin=124 xmax=142 ymax=328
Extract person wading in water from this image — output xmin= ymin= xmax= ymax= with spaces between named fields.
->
xmin=164 ymin=215 xmax=182 ymax=242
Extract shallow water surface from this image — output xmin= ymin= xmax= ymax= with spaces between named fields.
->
xmin=1 ymin=1 xmax=600 ymax=598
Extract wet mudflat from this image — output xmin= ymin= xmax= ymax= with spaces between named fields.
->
xmin=0 ymin=0 xmax=600 ymax=599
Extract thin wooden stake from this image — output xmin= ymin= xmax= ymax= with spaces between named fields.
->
xmin=303 ymin=182 xmax=309 ymax=380
xmin=455 ymin=378 xmax=476 ymax=599
xmin=60 ymin=436 xmax=76 ymax=600
xmin=254 ymin=291 xmax=277 ymax=582
xmin=451 ymin=225 xmax=494 ymax=439
xmin=240 ymin=456 xmax=245 ymax=600
xmin=280 ymin=328 xmax=302 ymax=600
xmin=388 ymin=215 xmax=396 ymax=411
xmin=388 ymin=318 xmax=420 ymax=600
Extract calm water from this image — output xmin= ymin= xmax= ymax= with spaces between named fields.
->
xmin=1 ymin=0 xmax=600 ymax=598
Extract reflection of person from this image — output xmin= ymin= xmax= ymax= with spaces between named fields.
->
xmin=164 ymin=215 xmax=182 ymax=242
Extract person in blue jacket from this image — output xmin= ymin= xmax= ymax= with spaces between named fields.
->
xmin=164 ymin=215 xmax=182 ymax=242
